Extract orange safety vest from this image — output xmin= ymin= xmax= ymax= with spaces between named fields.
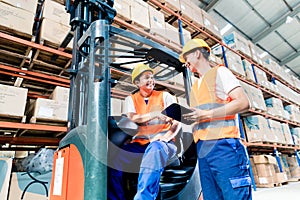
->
xmin=131 ymin=90 xmax=172 ymax=145
xmin=190 ymin=65 xmax=239 ymax=142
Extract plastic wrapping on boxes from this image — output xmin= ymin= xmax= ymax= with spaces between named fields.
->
xmin=265 ymin=97 xmax=285 ymax=118
xmin=225 ymin=50 xmax=245 ymax=77
xmin=223 ymin=32 xmax=251 ymax=57
xmin=281 ymin=123 xmax=294 ymax=145
xmin=284 ymin=104 xmax=300 ymax=123
xmin=0 ymin=158 xmax=13 ymax=200
xmin=242 ymin=59 xmax=256 ymax=82
xmin=267 ymin=119 xmax=286 ymax=144
xmin=243 ymin=115 xmax=266 ymax=143
xmin=21 ymin=148 xmax=55 ymax=173
xmin=290 ymin=128 xmax=300 ymax=146
xmin=240 ymin=81 xmax=267 ymax=111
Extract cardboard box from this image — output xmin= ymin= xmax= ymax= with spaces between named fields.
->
xmin=255 ymin=164 xmax=276 ymax=177
xmin=281 ymin=123 xmax=294 ymax=145
xmin=242 ymin=59 xmax=256 ymax=82
xmin=0 ymin=84 xmax=28 ymax=117
xmin=165 ymin=23 xmax=180 ymax=45
xmin=111 ymin=98 xmax=123 ymax=116
xmin=29 ymin=98 xmax=68 ymax=122
xmin=164 ymin=0 xmax=181 ymax=11
xmin=148 ymin=6 xmax=165 ymax=35
xmin=43 ymin=0 xmax=70 ymax=25
xmin=49 ymin=86 xmax=70 ymax=103
xmin=223 ymin=32 xmax=251 ymax=57
xmin=201 ymin=9 xmax=221 ymax=38
xmin=243 ymin=115 xmax=267 ymax=143
xmin=265 ymin=97 xmax=285 ymax=118
xmin=130 ymin=0 xmax=150 ymax=29
xmin=114 ymin=0 xmax=131 ymax=19
xmin=0 ymin=0 xmax=38 ymax=13
xmin=275 ymin=172 xmax=288 ymax=183
xmin=253 ymin=155 xmax=277 ymax=165
xmin=8 ymin=172 xmax=52 ymax=200
xmin=0 ymin=2 xmax=34 ymax=35
xmin=225 ymin=50 xmax=245 ymax=77
xmin=40 ymin=18 xmax=72 ymax=48
xmin=0 ymin=158 xmax=13 ymax=200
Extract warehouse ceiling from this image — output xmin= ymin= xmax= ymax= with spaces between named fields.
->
xmin=195 ymin=0 xmax=300 ymax=78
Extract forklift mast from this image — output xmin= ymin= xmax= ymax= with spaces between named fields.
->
xmin=49 ymin=1 xmax=200 ymax=200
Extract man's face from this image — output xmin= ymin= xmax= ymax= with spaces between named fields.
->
xmin=183 ymin=51 xmax=199 ymax=73
xmin=136 ymin=71 xmax=155 ymax=91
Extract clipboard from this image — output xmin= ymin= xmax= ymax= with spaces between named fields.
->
xmin=161 ymin=103 xmax=194 ymax=125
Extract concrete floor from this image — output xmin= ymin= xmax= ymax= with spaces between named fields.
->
xmin=252 ymin=181 xmax=300 ymax=200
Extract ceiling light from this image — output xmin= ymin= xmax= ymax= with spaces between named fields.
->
xmin=259 ymin=51 xmax=268 ymax=58
xmin=285 ymin=68 xmax=291 ymax=73
xmin=285 ymin=16 xmax=294 ymax=24
xmin=220 ymin=24 xmax=232 ymax=36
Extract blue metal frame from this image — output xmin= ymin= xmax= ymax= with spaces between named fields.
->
xmin=274 ymin=149 xmax=283 ymax=172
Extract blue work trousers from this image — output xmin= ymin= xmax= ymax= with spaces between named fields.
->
xmin=108 ymin=141 xmax=177 ymax=200
xmin=197 ymin=138 xmax=252 ymax=200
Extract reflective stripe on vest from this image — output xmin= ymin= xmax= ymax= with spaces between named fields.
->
xmin=131 ymin=90 xmax=171 ymax=145
xmin=190 ymin=65 xmax=239 ymax=142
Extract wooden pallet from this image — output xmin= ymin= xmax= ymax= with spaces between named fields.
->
xmin=288 ymin=177 xmax=300 ymax=182
xmin=0 ymin=115 xmax=26 ymax=123
xmin=29 ymin=116 xmax=68 ymax=127
xmin=256 ymin=182 xmax=282 ymax=188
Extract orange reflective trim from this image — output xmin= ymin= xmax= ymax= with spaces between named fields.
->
xmin=193 ymin=126 xmax=239 ymax=142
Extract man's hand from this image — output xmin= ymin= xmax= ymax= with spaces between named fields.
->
xmin=182 ymin=108 xmax=213 ymax=122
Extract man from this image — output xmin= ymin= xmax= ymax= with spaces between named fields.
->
xmin=108 ymin=63 xmax=181 ymax=200
xmin=179 ymin=39 xmax=252 ymax=200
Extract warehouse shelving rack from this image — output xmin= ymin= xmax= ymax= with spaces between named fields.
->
xmin=0 ymin=0 xmax=299 ymax=183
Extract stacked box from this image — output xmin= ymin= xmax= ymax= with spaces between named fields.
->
xmin=209 ymin=53 xmax=223 ymax=66
xmin=248 ymin=41 xmax=263 ymax=65
xmin=164 ymin=0 xmax=181 ymax=11
xmin=0 ymin=84 xmax=28 ymax=117
xmin=252 ymin=155 xmax=277 ymax=187
xmin=290 ymin=128 xmax=300 ymax=146
xmin=130 ymin=0 xmax=150 ymax=29
xmin=191 ymin=5 xmax=204 ymax=28
xmin=111 ymin=98 xmax=123 ymax=116
xmin=165 ymin=23 xmax=180 ymax=45
xmin=8 ymin=172 xmax=52 ymax=200
xmin=0 ymin=2 xmax=35 ymax=36
xmin=225 ymin=50 xmax=245 ymax=77
xmin=240 ymin=81 xmax=267 ymax=111
xmin=254 ymin=66 xmax=268 ymax=88
xmin=179 ymin=0 xmax=194 ymax=22
xmin=148 ymin=6 xmax=166 ymax=36
xmin=281 ymin=123 xmax=294 ymax=145
xmin=265 ymin=59 xmax=294 ymax=85
xmin=243 ymin=115 xmax=268 ymax=143
xmin=49 ymin=86 xmax=70 ymax=103
xmin=223 ymin=32 xmax=251 ymax=57
xmin=201 ymin=9 xmax=221 ymax=38
xmin=280 ymin=155 xmax=292 ymax=179
xmin=0 ymin=158 xmax=13 ymax=200
xmin=242 ymin=59 xmax=256 ymax=82
xmin=0 ymin=0 xmax=38 ymax=13
xmin=267 ymin=119 xmax=286 ymax=144
xmin=284 ymin=105 xmax=300 ymax=123
xmin=41 ymin=0 xmax=72 ymax=48
xmin=182 ymin=28 xmax=191 ymax=44
xmin=292 ymin=76 xmax=300 ymax=89
xmin=28 ymin=98 xmax=68 ymax=122
xmin=114 ymin=0 xmax=131 ymax=19
xmin=286 ymin=156 xmax=300 ymax=178
xmin=265 ymin=97 xmax=285 ymax=118
xmin=274 ymin=80 xmax=299 ymax=104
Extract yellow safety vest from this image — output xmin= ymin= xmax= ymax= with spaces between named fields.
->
xmin=131 ymin=90 xmax=171 ymax=145
xmin=190 ymin=65 xmax=239 ymax=142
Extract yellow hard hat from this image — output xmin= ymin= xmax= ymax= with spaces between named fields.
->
xmin=179 ymin=39 xmax=211 ymax=63
xmin=131 ymin=63 xmax=154 ymax=83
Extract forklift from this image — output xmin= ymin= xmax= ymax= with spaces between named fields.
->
xmin=49 ymin=1 xmax=201 ymax=199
